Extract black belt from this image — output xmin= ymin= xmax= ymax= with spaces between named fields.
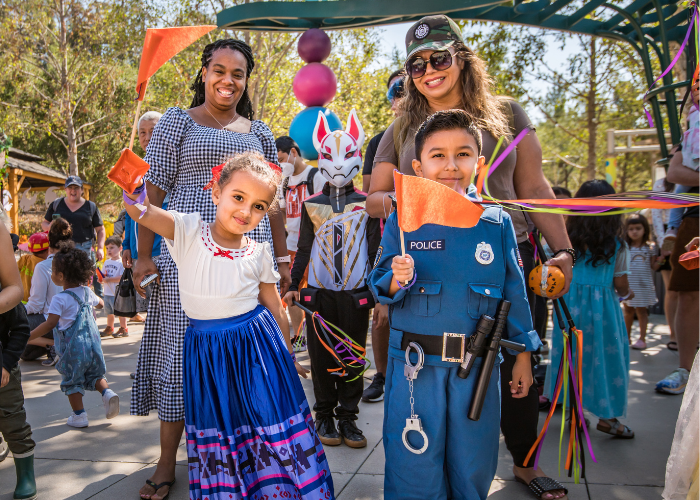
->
xmin=400 ymin=331 xmax=482 ymax=363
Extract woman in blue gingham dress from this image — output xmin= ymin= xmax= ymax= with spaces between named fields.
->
xmin=131 ymin=106 xmax=279 ymax=422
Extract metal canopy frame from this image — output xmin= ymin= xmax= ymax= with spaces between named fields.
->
xmin=218 ymin=0 xmax=696 ymax=160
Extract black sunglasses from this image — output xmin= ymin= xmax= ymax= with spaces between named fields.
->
xmin=405 ymin=50 xmax=453 ymax=79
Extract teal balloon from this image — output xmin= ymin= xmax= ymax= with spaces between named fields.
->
xmin=289 ymin=107 xmax=342 ymax=160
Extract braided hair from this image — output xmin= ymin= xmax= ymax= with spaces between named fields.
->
xmin=189 ymin=39 xmax=255 ymax=120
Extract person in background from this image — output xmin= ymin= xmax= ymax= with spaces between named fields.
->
xmin=28 ymin=242 xmax=120 ymax=428
xmin=652 ymin=176 xmax=678 ymax=351
xmin=0 ymin=204 xmax=37 ymax=500
xmin=361 ymin=69 xmax=405 ymax=404
xmin=17 ymin=232 xmax=49 ymax=302
xmin=275 ymin=136 xmax=324 ymax=348
xmin=101 ymin=236 xmax=128 ymax=338
xmin=656 ymin=142 xmax=699 ymax=395
xmin=622 ymin=214 xmax=661 ymax=349
xmin=42 ymin=176 xmax=105 ymax=298
xmin=23 ymin=219 xmax=73 ymax=366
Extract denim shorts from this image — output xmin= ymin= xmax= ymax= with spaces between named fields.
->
xmin=104 ymin=295 xmax=115 ymax=315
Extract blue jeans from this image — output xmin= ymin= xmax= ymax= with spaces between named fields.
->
xmin=75 ymin=240 xmax=103 ymax=298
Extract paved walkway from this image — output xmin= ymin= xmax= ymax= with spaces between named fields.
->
xmin=0 ymin=313 xmax=683 ymax=499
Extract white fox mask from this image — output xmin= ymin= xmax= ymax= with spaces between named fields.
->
xmin=312 ymin=109 xmax=365 ymax=188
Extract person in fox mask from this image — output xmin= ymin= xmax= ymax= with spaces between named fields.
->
xmin=284 ymin=109 xmax=381 ymax=449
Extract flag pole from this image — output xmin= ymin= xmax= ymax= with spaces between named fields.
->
xmin=129 ymin=100 xmax=143 ymax=151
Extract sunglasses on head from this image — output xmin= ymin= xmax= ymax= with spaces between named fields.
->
xmin=386 ymin=78 xmax=405 ymax=103
xmin=405 ymin=49 xmax=454 ymax=79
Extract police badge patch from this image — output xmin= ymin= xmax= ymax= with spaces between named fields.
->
xmin=475 ymin=242 xmax=494 ymax=265
xmin=374 ymin=246 xmax=383 ymax=268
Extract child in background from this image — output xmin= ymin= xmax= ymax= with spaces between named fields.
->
xmin=101 ymin=236 xmax=128 ymax=338
xmin=544 ymin=180 xmax=636 ymax=439
xmin=121 ymin=151 xmax=333 ymax=500
xmin=17 ymin=232 xmax=50 ymax=303
xmin=28 ymin=242 xmax=119 ymax=428
xmin=623 ymin=215 xmax=662 ymax=350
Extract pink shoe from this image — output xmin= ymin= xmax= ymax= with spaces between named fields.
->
xmin=632 ymin=339 xmax=647 ymax=350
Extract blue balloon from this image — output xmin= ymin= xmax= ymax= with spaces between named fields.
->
xmin=289 ymin=106 xmax=342 ymax=160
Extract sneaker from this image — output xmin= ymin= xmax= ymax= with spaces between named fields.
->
xmin=662 ymin=229 xmax=678 ymax=253
xmin=102 ymin=389 xmax=120 ymax=419
xmin=656 ymin=368 xmax=690 ymax=395
xmin=338 ymin=419 xmax=367 ymax=448
xmin=113 ymin=327 xmax=129 ymax=338
xmin=315 ymin=417 xmax=341 ymax=446
xmin=361 ymin=373 xmax=385 ymax=402
xmin=67 ymin=412 xmax=89 ymax=428
xmin=0 ymin=436 xmax=8 ymax=462
xmin=42 ymin=345 xmax=59 ymax=366
xmin=101 ymin=326 xmax=114 ymax=338
xmin=631 ymin=339 xmax=647 ymax=350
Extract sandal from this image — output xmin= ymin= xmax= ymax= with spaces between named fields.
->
xmin=141 ymin=478 xmax=175 ymax=500
xmin=597 ymin=418 xmax=634 ymax=439
xmin=667 ymin=341 xmax=678 ymax=351
xmin=515 ymin=475 xmax=568 ymax=499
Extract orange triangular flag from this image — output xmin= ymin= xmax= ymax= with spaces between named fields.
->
xmin=135 ymin=25 xmax=216 ymax=100
xmin=394 ymin=170 xmax=484 ymax=232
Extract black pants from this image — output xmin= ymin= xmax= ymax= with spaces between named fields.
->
xmin=534 ymin=295 xmax=549 ymax=341
xmin=0 ymin=366 xmax=35 ymax=456
xmin=500 ymin=240 xmax=539 ymax=468
xmin=20 ymin=314 xmax=52 ymax=361
xmin=304 ymin=287 xmax=369 ymax=421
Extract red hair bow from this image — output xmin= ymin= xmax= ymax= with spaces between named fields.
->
xmin=203 ymin=163 xmax=225 ymax=190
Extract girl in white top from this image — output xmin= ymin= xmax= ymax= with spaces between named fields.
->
xmin=121 ymin=151 xmax=334 ymax=500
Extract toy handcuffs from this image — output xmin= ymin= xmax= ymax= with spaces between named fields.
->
xmin=402 ymin=342 xmax=429 ymax=455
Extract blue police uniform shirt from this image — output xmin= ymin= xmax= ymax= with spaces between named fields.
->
xmin=368 ymin=196 xmax=541 ymax=367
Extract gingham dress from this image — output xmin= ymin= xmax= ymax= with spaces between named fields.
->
xmin=130 ymin=107 xmax=279 ymax=422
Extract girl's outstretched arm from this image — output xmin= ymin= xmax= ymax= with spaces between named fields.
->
xmin=28 ymin=314 xmax=59 ymax=346
xmin=258 ymin=282 xmax=309 ymax=379
xmin=123 ymin=185 xmax=175 ymax=241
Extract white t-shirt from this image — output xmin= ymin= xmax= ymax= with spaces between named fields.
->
xmin=279 ymin=166 xmax=326 ymax=252
xmin=165 ymin=211 xmax=281 ymax=320
xmin=102 ymin=258 xmax=124 ymax=297
xmin=48 ymin=286 xmax=101 ymax=331
xmin=26 ymin=254 xmax=62 ymax=316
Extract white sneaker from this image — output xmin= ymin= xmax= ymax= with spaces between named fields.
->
xmin=67 ymin=412 xmax=89 ymax=428
xmin=102 ymin=389 xmax=120 ymax=419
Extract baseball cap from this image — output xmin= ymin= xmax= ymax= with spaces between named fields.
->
xmin=65 ymin=175 xmax=83 ymax=188
xmin=405 ymin=15 xmax=464 ymax=60
xmin=28 ymin=232 xmax=49 ymax=253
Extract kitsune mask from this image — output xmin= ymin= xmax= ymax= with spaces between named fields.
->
xmin=313 ymin=109 xmax=365 ymax=188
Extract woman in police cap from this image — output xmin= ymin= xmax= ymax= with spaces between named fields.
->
xmin=365 ymin=14 xmax=571 ymax=500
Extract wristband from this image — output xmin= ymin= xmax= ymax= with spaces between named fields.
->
xmin=553 ymin=248 xmax=577 ymax=266
xmin=618 ymin=291 xmax=632 ymax=302
xmin=276 ymin=255 xmax=291 ymax=263
xmin=291 ymin=351 xmax=297 ymax=362
xmin=396 ymin=271 xmax=417 ymax=290
xmin=123 ymin=189 xmax=147 ymax=219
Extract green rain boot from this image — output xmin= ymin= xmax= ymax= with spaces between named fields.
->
xmin=13 ymin=455 xmax=37 ymax=500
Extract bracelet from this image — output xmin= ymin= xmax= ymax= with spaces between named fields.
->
xmin=123 ymin=189 xmax=147 ymax=219
xmin=290 ymin=351 xmax=297 ymax=362
xmin=553 ymin=248 xmax=577 ymax=266
xmin=276 ymin=255 xmax=291 ymax=263
xmin=618 ymin=290 xmax=632 ymax=302
xmin=396 ymin=271 xmax=417 ymax=290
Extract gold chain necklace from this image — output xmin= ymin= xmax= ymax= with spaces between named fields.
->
xmin=204 ymin=103 xmax=238 ymax=130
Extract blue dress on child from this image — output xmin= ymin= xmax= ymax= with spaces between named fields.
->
xmin=167 ymin=212 xmax=334 ymax=500
xmin=544 ymin=242 xmax=630 ymax=419
xmin=54 ymin=289 xmax=107 ymax=395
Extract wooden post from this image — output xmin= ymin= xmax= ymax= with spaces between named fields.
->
xmin=83 ymin=185 xmax=90 ymax=201
xmin=7 ymin=167 xmax=18 ymax=232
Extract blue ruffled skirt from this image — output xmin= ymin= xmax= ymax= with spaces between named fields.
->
xmin=184 ymin=305 xmax=334 ymax=500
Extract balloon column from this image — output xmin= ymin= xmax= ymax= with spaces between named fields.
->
xmin=290 ymin=29 xmax=341 ymax=160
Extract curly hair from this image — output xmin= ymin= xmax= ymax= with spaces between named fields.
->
xmin=190 ymin=39 xmax=255 ymax=120
xmin=398 ymin=41 xmax=510 ymax=154
xmin=624 ymin=214 xmax=652 ymax=248
xmin=566 ymin=180 xmax=622 ymax=267
xmin=52 ymin=241 xmax=94 ymax=286
xmin=218 ymin=151 xmax=282 ymax=209
xmin=48 ymin=218 xmax=73 ymax=249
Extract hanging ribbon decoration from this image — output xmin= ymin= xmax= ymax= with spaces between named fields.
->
xmin=643 ymin=3 xmax=699 ymax=127
xmin=293 ymin=301 xmax=371 ymax=381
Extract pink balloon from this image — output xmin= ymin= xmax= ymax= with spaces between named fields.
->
xmin=293 ymin=63 xmax=337 ymax=107
xmin=298 ymin=29 xmax=331 ymax=63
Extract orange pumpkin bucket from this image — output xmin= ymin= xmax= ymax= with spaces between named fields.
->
xmin=528 ymin=264 xmax=565 ymax=298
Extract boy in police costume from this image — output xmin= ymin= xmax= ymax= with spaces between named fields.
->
xmin=368 ymin=110 xmax=541 ymax=500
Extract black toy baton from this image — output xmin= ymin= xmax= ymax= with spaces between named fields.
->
xmin=468 ymin=300 xmax=526 ymax=421
xmin=457 ymin=315 xmax=494 ymax=379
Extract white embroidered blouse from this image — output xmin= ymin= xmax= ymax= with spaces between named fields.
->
xmin=165 ymin=211 xmax=280 ymax=320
